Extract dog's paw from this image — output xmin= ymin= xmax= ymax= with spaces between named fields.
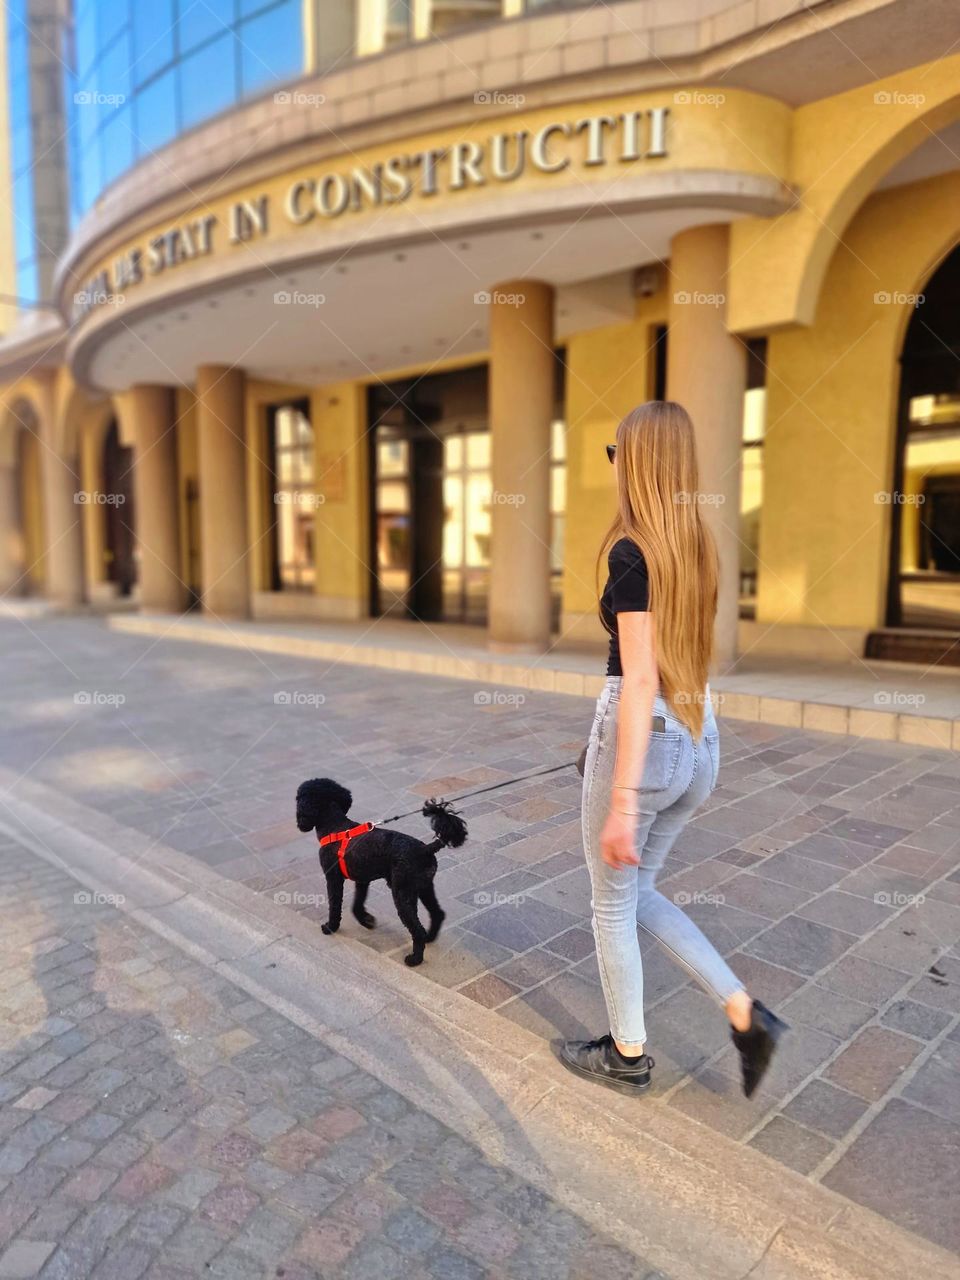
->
xmin=321 ymin=922 xmax=339 ymax=936
xmin=404 ymin=952 xmax=424 ymax=967
xmin=355 ymin=912 xmax=376 ymax=930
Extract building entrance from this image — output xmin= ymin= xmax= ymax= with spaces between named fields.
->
xmin=369 ymin=365 xmax=492 ymax=625
xmin=102 ymin=421 xmax=136 ymax=596
xmin=369 ymin=362 xmax=567 ymax=628
xmin=887 ymin=243 xmax=960 ymax=638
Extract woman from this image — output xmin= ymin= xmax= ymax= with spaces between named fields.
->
xmin=557 ymin=401 xmax=786 ymax=1098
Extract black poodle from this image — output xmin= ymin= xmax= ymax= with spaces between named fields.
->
xmin=296 ymin=778 xmax=467 ymax=967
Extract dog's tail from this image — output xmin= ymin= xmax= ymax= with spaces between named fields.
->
xmin=421 ymin=798 xmax=467 ymax=854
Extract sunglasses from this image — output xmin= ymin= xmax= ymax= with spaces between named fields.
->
xmin=606 ymin=444 xmax=617 ymax=464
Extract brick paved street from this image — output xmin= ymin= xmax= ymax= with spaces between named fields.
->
xmin=1 ymin=617 xmax=959 ymax=1258
xmin=0 ymin=831 xmax=669 ymax=1280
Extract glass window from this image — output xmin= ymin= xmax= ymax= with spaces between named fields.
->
xmin=97 ymin=29 xmax=133 ymax=100
xmin=63 ymin=0 xmax=314 ymax=213
xmin=135 ymin=68 xmax=179 ymax=154
xmin=239 ymin=0 xmax=303 ymax=97
xmin=96 ymin=0 xmax=128 ymax=50
xmin=466 ymin=432 xmax=490 ymax=468
xmin=75 ymin=4 xmax=98 ymax=77
xmin=79 ymin=137 xmax=104 ymax=210
xmin=179 ymin=31 xmax=238 ymax=129
xmin=75 ymin=89 xmax=100 ymax=148
xmin=176 ymin=0 xmax=235 ymax=55
xmin=377 ymin=438 xmax=408 ymax=477
xmin=550 ymin=419 xmax=566 ymax=576
xmin=100 ymin=105 xmax=136 ymax=186
xmin=269 ymin=402 xmax=315 ymax=591
xmin=132 ymin=0 xmax=176 ymax=84
xmin=739 ymin=338 xmax=767 ymax=619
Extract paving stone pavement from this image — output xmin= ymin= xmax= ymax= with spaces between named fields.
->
xmin=1 ymin=618 xmax=959 ymax=1257
xmin=0 ymin=832 xmax=673 ymax=1280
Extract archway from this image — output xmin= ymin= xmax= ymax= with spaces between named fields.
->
xmin=887 ymin=241 xmax=960 ymax=637
xmin=0 ymin=400 xmax=45 ymax=597
xmin=100 ymin=420 xmax=137 ymax=597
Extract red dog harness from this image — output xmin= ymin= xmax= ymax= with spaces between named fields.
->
xmin=319 ymin=822 xmax=374 ymax=879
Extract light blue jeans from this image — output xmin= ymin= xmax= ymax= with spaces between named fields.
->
xmin=582 ymin=676 xmax=744 ymax=1046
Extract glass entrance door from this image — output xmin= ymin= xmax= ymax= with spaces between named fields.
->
xmin=368 ymin=360 xmax=564 ymax=628
xmin=373 ymin=428 xmax=412 ymax=617
xmin=441 ymin=431 xmax=491 ymax=625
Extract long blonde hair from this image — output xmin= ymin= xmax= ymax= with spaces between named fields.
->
xmin=597 ymin=401 xmax=718 ymax=736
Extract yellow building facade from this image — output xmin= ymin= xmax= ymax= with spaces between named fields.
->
xmin=2 ymin=0 xmax=959 ymax=668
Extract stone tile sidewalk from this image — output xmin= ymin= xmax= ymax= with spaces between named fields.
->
xmin=0 ymin=833 xmax=667 ymax=1280
xmin=1 ymin=618 xmax=959 ymax=1258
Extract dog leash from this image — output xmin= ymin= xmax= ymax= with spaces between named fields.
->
xmin=376 ymin=759 xmax=578 ymax=827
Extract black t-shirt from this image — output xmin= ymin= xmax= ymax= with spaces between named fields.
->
xmin=600 ymin=536 xmax=649 ymax=676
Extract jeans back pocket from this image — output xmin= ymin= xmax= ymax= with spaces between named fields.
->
xmin=641 ymin=731 xmax=684 ymax=792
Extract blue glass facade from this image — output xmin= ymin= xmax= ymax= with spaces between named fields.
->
xmin=69 ymin=0 xmax=305 ymax=216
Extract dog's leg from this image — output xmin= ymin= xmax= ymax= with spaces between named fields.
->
xmin=419 ymin=879 xmax=446 ymax=943
xmin=351 ymin=881 xmax=376 ymax=930
xmin=321 ymin=871 xmax=344 ymax=935
xmin=391 ymin=882 xmax=428 ymax=967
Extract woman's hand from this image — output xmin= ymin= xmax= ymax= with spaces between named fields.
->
xmin=600 ymin=805 xmax=640 ymax=868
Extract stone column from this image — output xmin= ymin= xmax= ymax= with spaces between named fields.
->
xmin=115 ymin=385 xmax=184 ymax=613
xmin=40 ymin=453 xmax=84 ymax=606
xmin=488 ymin=280 xmax=555 ymax=651
xmin=667 ymin=224 xmax=746 ymax=668
xmin=195 ymin=365 xmax=249 ymax=617
xmin=37 ymin=380 xmax=84 ymax=608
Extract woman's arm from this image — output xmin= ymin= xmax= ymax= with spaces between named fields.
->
xmin=601 ymin=610 xmax=658 ymax=868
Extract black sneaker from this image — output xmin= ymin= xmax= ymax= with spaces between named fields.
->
xmin=731 ymin=999 xmax=789 ymax=1098
xmin=553 ymin=1034 xmax=654 ymax=1095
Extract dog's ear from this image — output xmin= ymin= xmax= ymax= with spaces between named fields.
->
xmin=296 ymin=780 xmax=319 ymax=831
xmin=296 ymin=778 xmax=353 ymax=831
